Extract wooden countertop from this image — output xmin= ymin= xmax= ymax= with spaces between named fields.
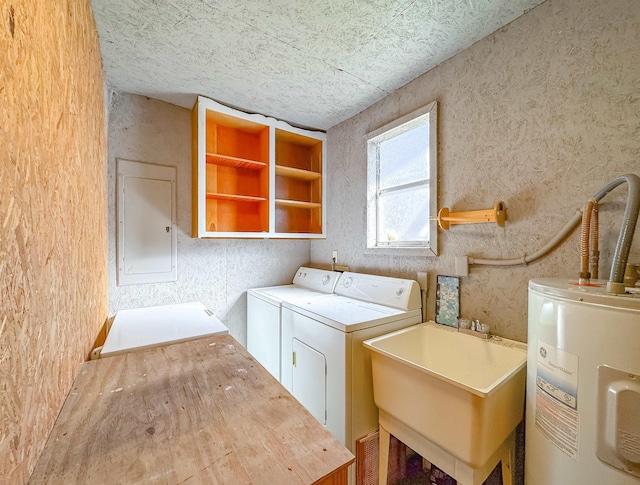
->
xmin=29 ymin=335 xmax=354 ymax=484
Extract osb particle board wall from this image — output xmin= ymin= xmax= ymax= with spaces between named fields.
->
xmin=0 ymin=1 xmax=108 ymax=483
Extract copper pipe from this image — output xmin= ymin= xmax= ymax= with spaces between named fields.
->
xmin=590 ymin=202 xmax=599 ymax=279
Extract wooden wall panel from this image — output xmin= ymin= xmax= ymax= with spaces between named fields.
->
xmin=0 ymin=1 xmax=108 ymax=483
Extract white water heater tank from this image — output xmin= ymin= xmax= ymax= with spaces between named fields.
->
xmin=526 ymin=278 xmax=640 ymax=484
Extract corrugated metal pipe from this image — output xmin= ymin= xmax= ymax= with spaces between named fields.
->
xmin=590 ymin=202 xmax=599 ymax=279
xmin=598 ymin=174 xmax=640 ymax=293
xmin=469 ymin=173 xmax=640 ymax=294
xmin=578 ymin=199 xmax=598 ymax=285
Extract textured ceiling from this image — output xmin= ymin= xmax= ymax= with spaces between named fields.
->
xmin=92 ymin=0 xmax=545 ymax=130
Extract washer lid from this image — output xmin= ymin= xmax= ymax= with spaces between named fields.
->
xmin=101 ymin=302 xmax=228 ymax=358
xmin=248 ymin=285 xmax=333 ymax=304
xmin=283 ymin=294 xmax=422 ymax=332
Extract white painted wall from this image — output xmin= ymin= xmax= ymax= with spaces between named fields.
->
xmin=311 ymin=0 xmax=640 ymax=342
xmin=106 ymin=92 xmax=310 ymax=344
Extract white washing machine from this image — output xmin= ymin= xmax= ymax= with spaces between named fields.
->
xmin=280 ymin=272 xmax=422 ymax=454
xmin=246 ymin=266 xmax=341 ymax=381
xmin=100 ymin=301 xmax=228 ymax=358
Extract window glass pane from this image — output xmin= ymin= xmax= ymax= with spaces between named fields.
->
xmin=377 ymin=186 xmax=429 ymax=243
xmin=378 ymin=123 xmax=429 ymax=190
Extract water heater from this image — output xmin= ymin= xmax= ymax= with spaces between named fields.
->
xmin=526 ymin=278 xmax=640 ymax=484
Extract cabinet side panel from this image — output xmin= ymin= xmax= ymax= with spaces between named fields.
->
xmin=260 ymin=128 xmax=271 ymax=230
xmin=192 ymin=105 xmax=200 ymax=237
xmin=311 ymin=142 xmax=323 ymax=174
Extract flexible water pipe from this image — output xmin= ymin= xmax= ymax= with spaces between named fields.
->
xmin=599 ymin=174 xmax=640 ymax=293
xmin=468 ymin=173 xmax=640 ymax=293
xmin=468 ymin=209 xmax=583 ymax=266
xmin=579 ymin=199 xmax=597 ymax=284
xmin=590 ymin=203 xmax=599 ymax=279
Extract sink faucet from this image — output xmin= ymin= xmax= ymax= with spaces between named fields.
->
xmin=459 ymin=319 xmax=491 ymax=339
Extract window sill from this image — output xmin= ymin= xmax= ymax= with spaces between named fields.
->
xmin=364 ymin=246 xmax=437 ymax=257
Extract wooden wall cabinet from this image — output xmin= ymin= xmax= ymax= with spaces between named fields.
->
xmin=192 ymin=96 xmax=326 ymax=239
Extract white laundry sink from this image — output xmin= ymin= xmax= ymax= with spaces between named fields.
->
xmin=364 ymin=321 xmax=527 ymax=482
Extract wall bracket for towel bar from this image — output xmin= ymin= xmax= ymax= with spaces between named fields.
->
xmin=435 ymin=201 xmax=507 ymax=230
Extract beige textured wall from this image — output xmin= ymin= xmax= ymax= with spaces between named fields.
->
xmin=106 ymin=92 xmax=310 ymax=345
xmin=0 ymin=1 xmax=108 ymax=483
xmin=311 ymin=0 xmax=640 ymax=342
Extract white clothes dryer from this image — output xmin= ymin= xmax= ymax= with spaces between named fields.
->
xmin=101 ymin=302 xmax=228 ymax=358
xmin=280 ymin=272 xmax=422 ymax=455
xmin=246 ymin=266 xmax=341 ymax=381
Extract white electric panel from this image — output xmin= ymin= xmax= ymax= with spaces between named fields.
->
xmin=117 ymin=159 xmax=177 ymax=285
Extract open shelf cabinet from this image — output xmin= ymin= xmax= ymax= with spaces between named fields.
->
xmin=275 ymin=129 xmax=323 ymax=234
xmin=192 ymin=96 xmax=326 ymax=238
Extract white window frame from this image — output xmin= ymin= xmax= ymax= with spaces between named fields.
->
xmin=365 ymin=101 xmax=438 ymax=256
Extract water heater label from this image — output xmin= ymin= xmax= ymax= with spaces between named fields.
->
xmin=535 ymin=340 xmax=580 ymax=459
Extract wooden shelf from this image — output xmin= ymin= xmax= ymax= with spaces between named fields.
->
xmin=275 ymin=165 xmax=321 ymax=180
xmin=275 ymin=199 xmax=322 ymax=209
xmin=207 ymin=193 xmax=268 ymax=203
xmin=206 ymin=153 xmax=267 ymax=170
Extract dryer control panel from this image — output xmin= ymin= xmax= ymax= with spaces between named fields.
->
xmin=335 ymin=272 xmax=421 ymax=311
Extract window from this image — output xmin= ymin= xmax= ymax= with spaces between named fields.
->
xmin=366 ymin=101 xmax=438 ymax=255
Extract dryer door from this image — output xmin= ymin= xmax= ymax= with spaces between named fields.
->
xmin=292 ymin=338 xmax=327 ymax=425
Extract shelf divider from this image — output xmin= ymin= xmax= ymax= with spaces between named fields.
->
xmin=207 ymin=193 xmax=268 ymax=203
xmin=275 ymin=199 xmax=322 ymax=209
xmin=206 ymin=153 xmax=267 ymax=170
xmin=275 ymin=165 xmax=321 ymax=180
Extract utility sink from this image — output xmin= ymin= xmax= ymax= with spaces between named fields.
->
xmin=364 ymin=321 xmax=527 ymax=485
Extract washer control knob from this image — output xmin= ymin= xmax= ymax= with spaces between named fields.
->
xmin=322 ymin=275 xmax=330 ymax=285
xmin=343 ymin=277 xmax=352 ymax=288
xmin=396 ymin=288 xmax=404 ymax=296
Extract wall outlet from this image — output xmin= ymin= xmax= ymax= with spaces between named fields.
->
xmin=416 ymin=271 xmax=428 ymax=291
xmin=332 ymin=250 xmax=338 ymax=263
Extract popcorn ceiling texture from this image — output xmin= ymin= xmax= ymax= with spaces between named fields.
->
xmin=91 ymin=0 xmax=543 ymax=130
xmin=106 ymin=93 xmax=310 ymax=345
xmin=311 ymin=0 xmax=640 ymax=343
xmin=0 ymin=1 xmax=108 ymax=483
